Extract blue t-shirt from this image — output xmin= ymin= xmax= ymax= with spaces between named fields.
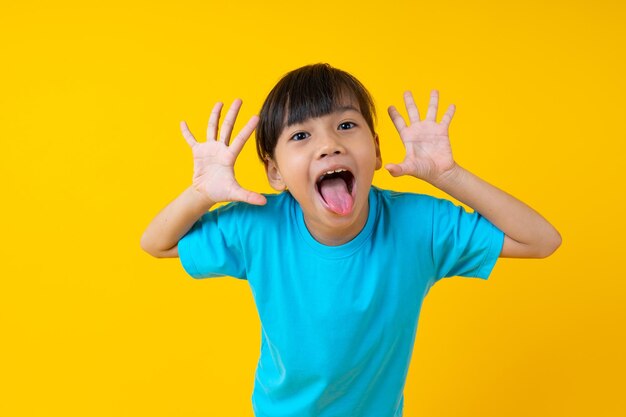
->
xmin=178 ymin=186 xmax=504 ymax=417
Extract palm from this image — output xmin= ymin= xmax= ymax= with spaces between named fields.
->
xmin=189 ymin=140 xmax=241 ymax=202
xmin=387 ymin=91 xmax=456 ymax=183
xmin=180 ymin=99 xmax=265 ymax=206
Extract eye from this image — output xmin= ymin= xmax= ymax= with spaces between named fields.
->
xmin=338 ymin=121 xmax=356 ymax=130
xmin=290 ymin=131 xmax=310 ymax=141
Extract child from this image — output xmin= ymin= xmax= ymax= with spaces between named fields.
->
xmin=141 ymin=63 xmax=561 ymax=417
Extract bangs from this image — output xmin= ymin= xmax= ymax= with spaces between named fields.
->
xmin=256 ymin=63 xmax=376 ymax=161
xmin=284 ymin=74 xmax=361 ymax=127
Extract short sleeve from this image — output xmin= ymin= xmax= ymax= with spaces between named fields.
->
xmin=178 ymin=203 xmax=247 ymax=280
xmin=431 ymin=198 xmax=505 ymax=282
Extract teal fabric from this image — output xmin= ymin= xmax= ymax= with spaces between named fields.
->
xmin=178 ymin=187 xmax=504 ymax=417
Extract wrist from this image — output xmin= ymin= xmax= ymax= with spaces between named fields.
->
xmin=429 ymin=163 xmax=465 ymax=190
xmin=186 ymin=185 xmax=215 ymax=212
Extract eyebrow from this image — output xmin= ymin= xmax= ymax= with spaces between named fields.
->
xmin=333 ymin=105 xmax=360 ymax=114
xmin=283 ymin=105 xmax=361 ymax=129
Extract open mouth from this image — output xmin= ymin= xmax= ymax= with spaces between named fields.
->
xmin=315 ymin=169 xmax=356 ymax=215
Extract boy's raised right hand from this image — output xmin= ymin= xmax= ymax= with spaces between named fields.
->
xmin=180 ymin=99 xmax=267 ymax=207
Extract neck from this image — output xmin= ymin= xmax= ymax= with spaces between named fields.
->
xmin=303 ymin=200 xmax=370 ymax=246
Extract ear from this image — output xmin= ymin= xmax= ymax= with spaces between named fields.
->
xmin=374 ymin=134 xmax=383 ymax=170
xmin=265 ymin=158 xmax=287 ymax=191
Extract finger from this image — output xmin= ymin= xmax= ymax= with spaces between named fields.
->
xmin=385 ymin=163 xmax=404 ymax=177
xmin=219 ymin=98 xmax=243 ymax=145
xmin=245 ymin=192 xmax=267 ymax=206
xmin=440 ymin=104 xmax=456 ymax=128
xmin=425 ymin=90 xmax=439 ymax=122
xmin=387 ymin=105 xmax=407 ymax=133
xmin=403 ymin=91 xmax=421 ymax=123
xmin=180 ymin=121 xmax=198 ymax=148
xmin=228 ymin=115 xmax=259 ymax=156
xmin=206 ymin=102 xmax=224 ymax=141
xmin=230 ymin=186 xmax=267 ymax=206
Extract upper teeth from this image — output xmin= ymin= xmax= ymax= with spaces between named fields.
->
xmin=318 ymin=169 xmax=348 ymax=183
xmin=325 ymin=169 xmax=346 ymax=175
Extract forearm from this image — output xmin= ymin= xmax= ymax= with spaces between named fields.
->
xmin=431 ymin=164 xmax=561 ymax=257
xmin=140 ymin=185 xmax=215 ymax=257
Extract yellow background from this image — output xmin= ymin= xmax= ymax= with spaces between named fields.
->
xmin=2 ymin=1 xmax=624 ymax=416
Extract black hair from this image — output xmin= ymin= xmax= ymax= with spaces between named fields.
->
xmin=256 ymin=63 xmax=376 ymax=161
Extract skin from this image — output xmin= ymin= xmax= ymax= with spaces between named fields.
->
xmin=140 ymin=92 xmax=561 ymax=258
xmin=264 ymin=103 xmax=382 ymax=245
xmin=386 ymin=91 xmax=561 ymax=258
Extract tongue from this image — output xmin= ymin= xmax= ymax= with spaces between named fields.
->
xmin=319 ymin=177 xmax=354 ymax=215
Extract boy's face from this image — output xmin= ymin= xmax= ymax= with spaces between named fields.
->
xmin=265 ymin=102 xmax=382 ymax=245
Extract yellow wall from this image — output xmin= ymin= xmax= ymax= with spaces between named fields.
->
xmin=2 ymin=1 xmax=624 ymax=416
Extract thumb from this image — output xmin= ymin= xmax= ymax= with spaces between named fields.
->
xmin=230 ymin=186 xmax=267 ymax=206
xmin=385 ymin=163 xmax=405 ymax=177
xmin=244 ymin=191 xmax=267 ymax=206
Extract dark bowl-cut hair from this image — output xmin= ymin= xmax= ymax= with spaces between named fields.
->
xmin=256 ymin=63 xmax=377 ymax=161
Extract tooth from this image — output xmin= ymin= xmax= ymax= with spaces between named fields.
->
xmin=320 ymin=169 xmax=347 ymax=179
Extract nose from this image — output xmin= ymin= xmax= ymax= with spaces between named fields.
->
xmin=317 ymin=132 xmax=345 ymax=159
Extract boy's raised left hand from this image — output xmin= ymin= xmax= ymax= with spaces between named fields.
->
xmin=386 ymin=90 xmax=458 ymax=185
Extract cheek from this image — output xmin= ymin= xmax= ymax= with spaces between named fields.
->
xmin=276 ymin=157 xmax=310 ymax=190
xmin=357 ymin=145 xmax=379 ymax=169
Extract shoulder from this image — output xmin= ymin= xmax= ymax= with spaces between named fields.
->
xmin=200 ymin=192 xmax=293 ymax=231
xmin=372 ymin=186 xmax=442 ymax=214
xmin=372 ymin=187 xmax=482 ymax=233
xmin=240 ymin=191 xmax=293 ymax=218
xmin=369 ymin=187 xmax=449 ymax=239
xmin=209 ymin=192 xmax=291 ymax=216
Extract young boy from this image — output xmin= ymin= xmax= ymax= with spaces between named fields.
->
xmin=141 ymin=63 xmax=561 ymax=417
